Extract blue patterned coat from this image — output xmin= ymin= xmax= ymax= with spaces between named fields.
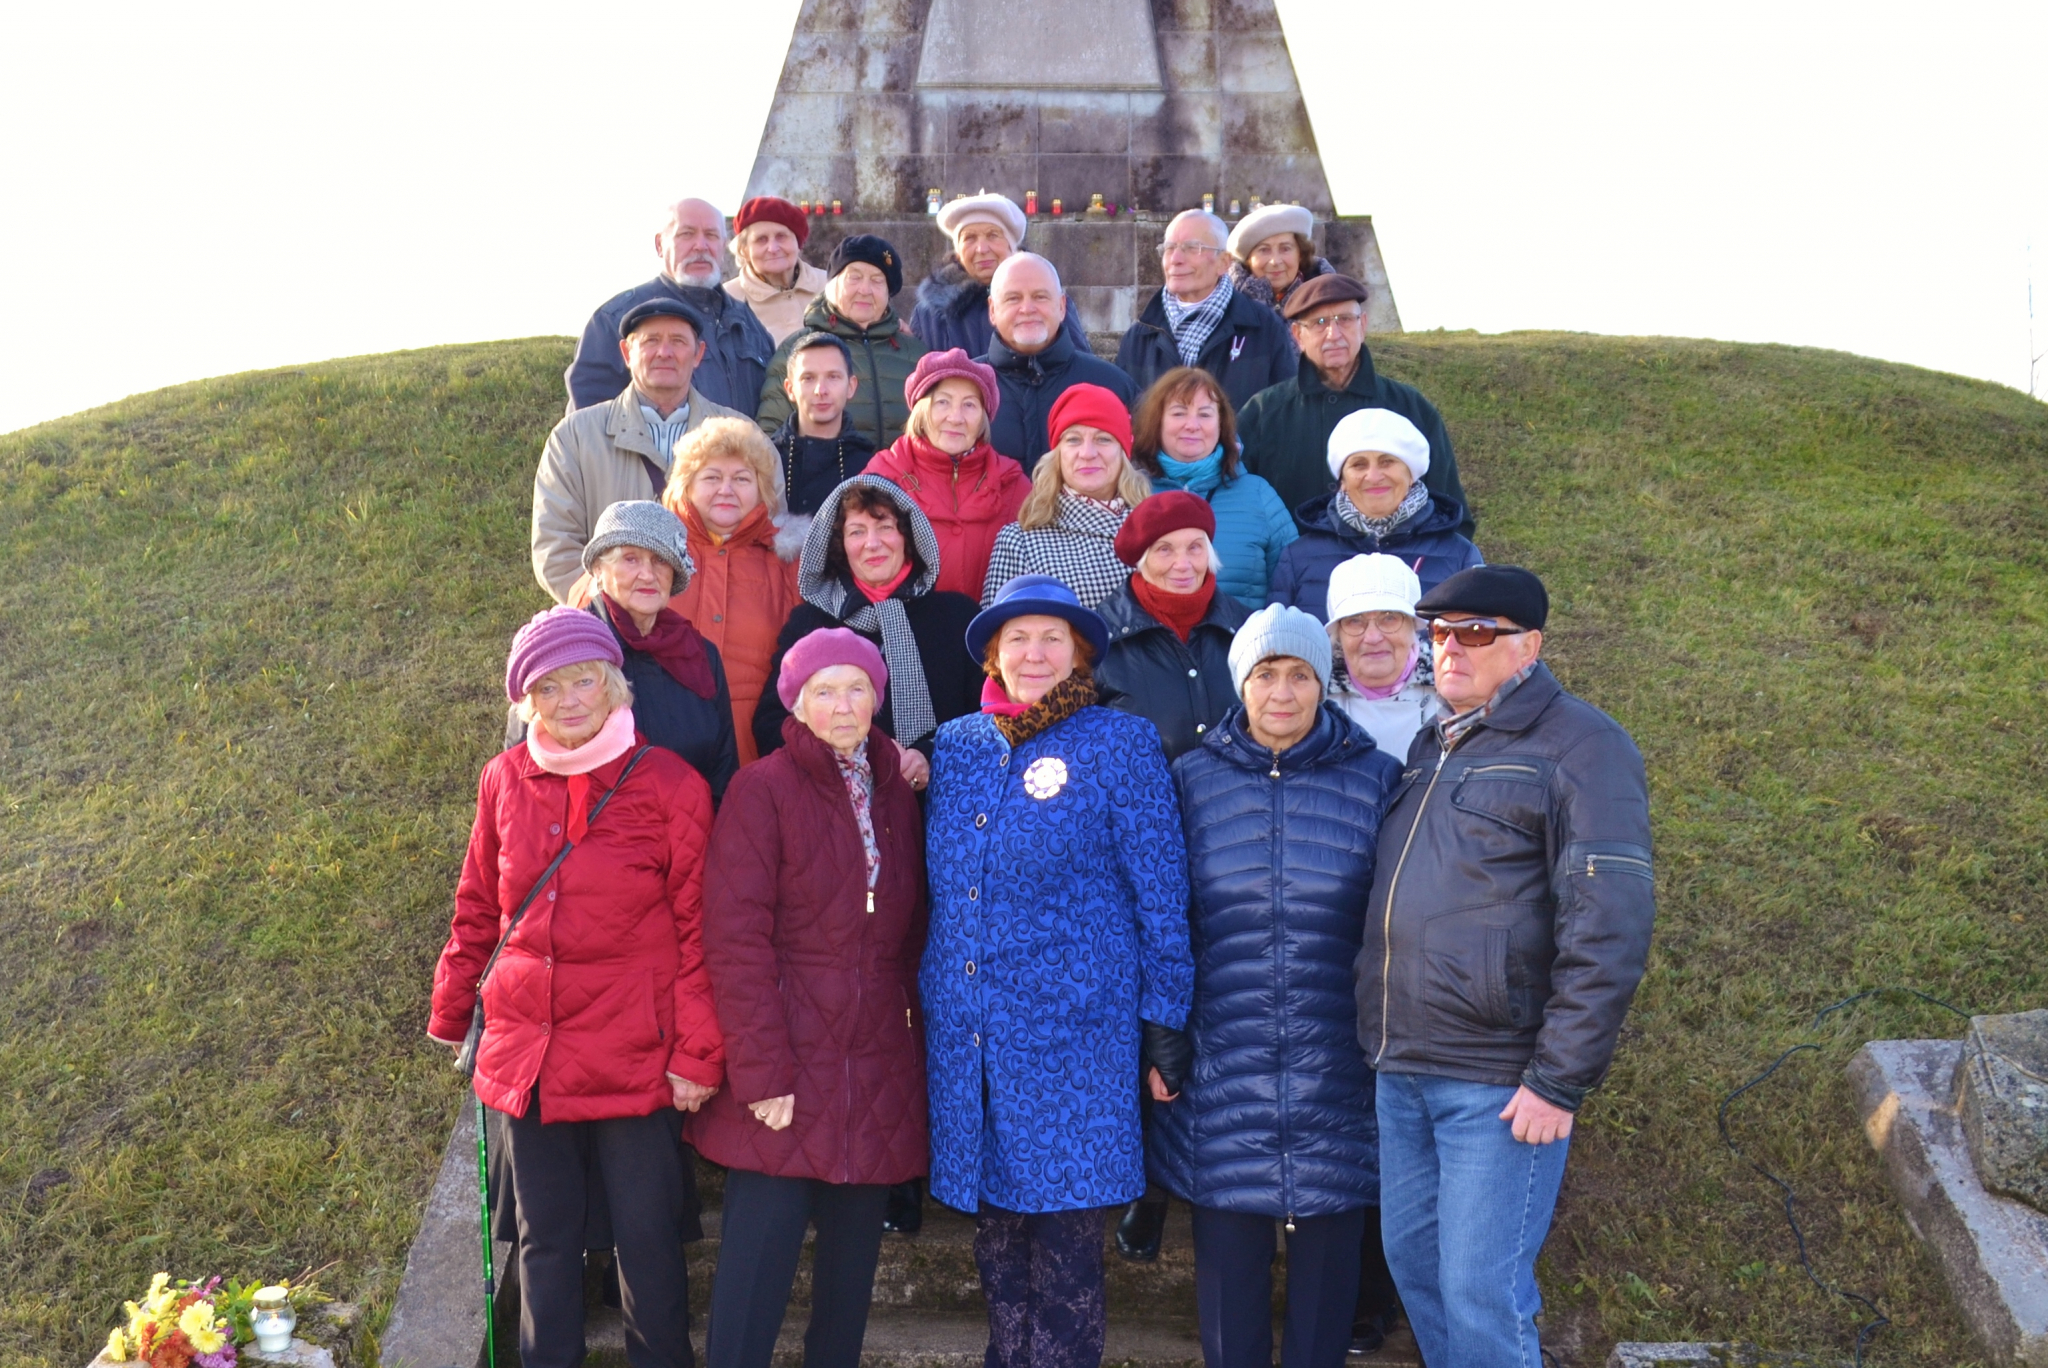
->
xmin=922 ymin=704 xmax=1194 ymax=1213
xmin=1149 ymin=704 xmax=1400 ymax=1215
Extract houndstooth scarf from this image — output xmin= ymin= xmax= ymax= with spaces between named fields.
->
xmin=1160 ymin=276 xmax=1233 ymax=367
xmin=799 ymin=475 xmax=945 ymax=748
xmin=1332 ymin=478 xmax=1430 ymax=541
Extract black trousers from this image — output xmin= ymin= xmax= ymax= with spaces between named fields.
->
xmin=705 ymin=1169 xmax=888 ymax=1368
xmin=500 ymin=1095 xmax=695 ymax=1368
xmin=1191 ymin=1204 xmax=1366 ymax=1368
xmin=1356 ymin=1204 xmax=1399 ymax=1323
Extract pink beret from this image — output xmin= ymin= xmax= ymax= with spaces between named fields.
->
xmin=505 ymin=606 xmax=622 ymax=702
xmin=776 ymin=627 xmax=889 ymax=709
xmin=905 ymin=348 xmax=1000 ymax=420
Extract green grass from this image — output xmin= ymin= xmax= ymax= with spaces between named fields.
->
xmin=1 ymin=332 xmax=2043 ymax=1365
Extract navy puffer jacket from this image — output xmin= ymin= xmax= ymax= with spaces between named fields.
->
xmin=1149 ymin=703 xmax=1401 ymax=1216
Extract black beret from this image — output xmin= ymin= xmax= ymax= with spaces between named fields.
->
xmin=619 ymin=296 xmax=710 ymax=343
xmin=829 ymin=233 xmax=903 ymax=297
xmin=787 ymin=330 xmax=853 ymax=367
xmin=1280 ymin=272 xmax=1369 ymax=321
xmin=1416 ymin=565 xmax=1549 ymax=631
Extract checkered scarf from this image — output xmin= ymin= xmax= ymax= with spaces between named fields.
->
xmin=1160 ymin=276 xmax=1233 ymax=367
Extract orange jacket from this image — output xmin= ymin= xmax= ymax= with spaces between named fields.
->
xmin=664 ymin=500 xmax=802 ymax=765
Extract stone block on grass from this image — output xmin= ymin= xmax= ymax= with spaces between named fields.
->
xmin=1959 ymin=1010 xmax=2048 ymax=1216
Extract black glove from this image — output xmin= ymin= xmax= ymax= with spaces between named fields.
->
xmin=1142 ymin=1021 xmax=1194 ymax=1097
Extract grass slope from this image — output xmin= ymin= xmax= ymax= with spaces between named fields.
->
xmin=1 ymin=334 xmax=2043 ymax=1366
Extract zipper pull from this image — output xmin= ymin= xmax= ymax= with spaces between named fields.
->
xmin=1587 ymin=855 xmax=1596 ymax=877
xmin=906 ymin=1007 xmax=913 ymax=1029
xmin=867 ymin=889 xmax=876 ymax=914
xmin=1269 ymin=748 xmax=1281 ymax=780
xmin=1284 ymin=1213 xmax=1296 ymax=1233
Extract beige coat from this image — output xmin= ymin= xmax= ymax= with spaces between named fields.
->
xmin=723 ymin=259 xmax=828 ymax=346
xmin=530 ymin=384 xmax=742 ymax=602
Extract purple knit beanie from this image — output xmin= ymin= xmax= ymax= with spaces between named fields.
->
xmin=505 ymin=606 xmax=624 ymax=702
xmin=905 ymin=347 xmax=1000 ymax=419
xmin=775 ymin=627 xmax=889 ymax=709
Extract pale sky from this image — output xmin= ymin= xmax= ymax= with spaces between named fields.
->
xmin=1 ymin=0 xmax=2042 ymax=436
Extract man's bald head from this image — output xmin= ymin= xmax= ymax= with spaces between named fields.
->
xmin=657 ymin=199 xmax=728 ymax=286
xmin=989 ymin=252 xmax=1066 ymax=355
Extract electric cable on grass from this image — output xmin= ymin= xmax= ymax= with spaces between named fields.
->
xmin=1717 ymin=987 xmax=1972 ymax=1366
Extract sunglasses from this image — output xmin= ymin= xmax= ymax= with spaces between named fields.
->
xmin=1427 ymin=617 xmax=1534 ymax=648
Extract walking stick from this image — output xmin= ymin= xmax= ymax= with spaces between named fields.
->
xmin=475 ymin=1094 xmax=497 ymax=1368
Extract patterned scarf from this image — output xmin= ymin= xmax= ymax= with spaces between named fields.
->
xmin=1332 ymin=478 xmax=1430 ymax=541
xmin=1160 ymin=275 xmax=1233 ymax=367
xmin=638 ymin=399 xmax=692 ymax=467
xmin=833 ymin=739 xmax=880 ymax=889
xmin=987 ymin=671 xmax=1097 ymax=747
xmin=1439 ymin=660 xmax=1539 ymax=749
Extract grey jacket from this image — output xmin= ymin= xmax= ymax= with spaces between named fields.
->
xmin=1355 ymin=663 xmax=1654 ymax=1110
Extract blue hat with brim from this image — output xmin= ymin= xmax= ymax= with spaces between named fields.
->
xmin=619 ymin=295 xmax=710 ymax=343
xmin=966 ymin=574 xmax=1111 ymax=663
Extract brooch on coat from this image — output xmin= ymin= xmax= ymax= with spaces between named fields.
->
xmin=1021 ymin=756 xmax=1069 ymax=800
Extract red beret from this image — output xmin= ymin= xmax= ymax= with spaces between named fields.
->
xmin=1114 ymin=491 xmax=1216 ymax=566
xmin=734 ymin=196 xmax=809 ymax=249
xmin=1047 ymin=383 xmax=1133 ymax=458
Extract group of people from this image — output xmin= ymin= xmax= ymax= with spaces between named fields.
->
xmin=433 ymin=190 xmax=1656 ymax=1368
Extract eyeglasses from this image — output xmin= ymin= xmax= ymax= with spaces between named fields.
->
xmin=1427 ymin=617 xmax=1534 ymax=648
xmin=1336 ymin=612 xmax=1414 ymax=639
xmin=1158 ymin=241 xmax=1225 ymax=259
xmin=1294 ymin=311 xmax=1365 ymax=334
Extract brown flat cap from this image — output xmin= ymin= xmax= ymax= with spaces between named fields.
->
xmin=1281 ymin=272 xmax=1369 ymax=321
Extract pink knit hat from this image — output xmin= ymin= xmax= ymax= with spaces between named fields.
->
xmin=776 ymin=627 xmax=889 ymax=709
xmin=905 ymin=347 xmax=1000 ymax=419
xmin=505 ymin=606 xmax=622 ymax=702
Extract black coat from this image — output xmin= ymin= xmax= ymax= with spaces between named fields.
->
xmin=1237 ymin=349 xmax=1474 ymax=538
xmin=766 ymin=417 xmax=878 ymax=517
xmin=980 ymin=326 xmax=1138 ymax=474
xmin=591 ymin=600 xmax=740 ymax=805
xmin=1114 ymin=286 xmax=1298 ymax=414
xmin=910 ymin=257 xmax=1096 ymax=361
xmin=752 ymin=584 xmax=982 ymax=760
xmin=566 ymin=277 xmax=774 ymax=419
xmin=1095 ymin=582 xmax=1252 ymax=762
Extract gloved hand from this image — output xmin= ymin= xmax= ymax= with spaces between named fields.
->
xmin=1141 ymin=1021 xmax=1194 ymax=1098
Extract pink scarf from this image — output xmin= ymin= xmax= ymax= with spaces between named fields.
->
xmin=1353 ymin=643 xmax=1420 ymax=700
xmin=979 ymin=676 xmax=1032 ymax=718
xmin=526 ymin=708 xmax=638 ymax=842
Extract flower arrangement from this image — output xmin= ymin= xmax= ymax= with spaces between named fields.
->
xmin=103 ymin=1273 xmax=326 ymax=1367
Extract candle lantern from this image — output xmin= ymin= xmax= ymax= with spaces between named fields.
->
xmin=1025 ymin=190 xmax=1038 ymax=215
xmin=927 ymin=188 xmax=942 ymax=215
xmin=831 ymin=199 xmax=843 ymax=215
xmin=1051 ymin=198 xmax=1063 ymax=216
xmin=1229 ymin=199 xmax=1242 ymax=216
xmin=250 ymin=1287 xmax=296 ymax=1353
xmin=1202 ymin=193 xmax=1215 ymax=213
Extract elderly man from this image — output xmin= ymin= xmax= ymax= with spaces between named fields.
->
xmin=565 ymin=198 xmax=775 ymax=418
xmin=1357 ymin=565 xmax=1654 ymax=1368
xmin=755 ymin=234 xmax=928 ymax=450
xmin=910 ymin=193 xmax=1093 ymax=357
xmin=979 ymin=252 xmax=1135 ymax=473
xmin=766 ymin=330 xmax=877 ymax=516
xmin=1237 ymin=274 xmax=1474 ymax=536
xmin=534 ymin=298 xmax=745 ymax=603
xmin=1115 ymin=208 xmax=1296 ymax=410
xmin=723 ymin=195 xmax=828 ymax=345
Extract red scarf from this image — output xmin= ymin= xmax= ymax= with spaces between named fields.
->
xmin=602 ymin=596 xmax=715 ymax=698
xmin=1130 ymin=571 xmax=1214 ymax=643
xmin=855 ymin=561 xmax=913 ymax=604
xmin=980 ymin=676 xmax=1032 ymax=718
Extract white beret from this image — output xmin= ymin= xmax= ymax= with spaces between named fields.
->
xmin=1326 ymin=408 xmax=1430 ymax=482
xmin=1227 ymin=203 xmax=1315 ymax=260
xmin=937 ymin=194 xmax=1026 ymax=248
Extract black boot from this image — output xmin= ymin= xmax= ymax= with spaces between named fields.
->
xmin=1348 ymin=1308 xmax=1394 ymax=1354
xmin=1114 ymin=1195 xmax=1168 ymax=1262
xmin=882 ymin=1177 xmax=924 ymax=1234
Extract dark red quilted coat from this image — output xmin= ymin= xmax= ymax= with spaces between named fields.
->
xmin=684 ymin=718 xmax=929 ymax=1183
xmin=430 ymin=737 xmax=724 ymax=1122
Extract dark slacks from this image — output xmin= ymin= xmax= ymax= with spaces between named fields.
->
xmin=705 ymin=1168 xmax=889 ymax=1368
xmin=974 ymin=1205 xmax=1108 ymax=1368
xmin=1191 ymin=1204 xmax=1366 ymax=1368
xmin=500 ymin=1095 xmax=695 ymax=1368
xmin=1356 ymin=1205 xmax=1399 ymax=1323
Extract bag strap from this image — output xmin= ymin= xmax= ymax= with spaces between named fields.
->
xmin=636 ymin=453 xmax=668 ymax=500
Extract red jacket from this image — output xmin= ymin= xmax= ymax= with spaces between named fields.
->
xmin=664 ymin=500 xmax=802 ymax=766
xmin=430 ymin=738 xmax=723 ymax=1122
xmin=685 ymin=718 xmax=930 ymax=1184
xmin=865 ymin=434 xmax=1029 ymax=602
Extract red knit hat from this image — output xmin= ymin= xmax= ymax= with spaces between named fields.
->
xmin=1047 ymin=383 xmax=1133 ymax=456
xmin=905 ymin=347 xmax=1000 ymax=419
xmin=733 ymin=196 xmax=809 ymax=248
xmin=1113 ymin=491 xmax=1216 ymax=566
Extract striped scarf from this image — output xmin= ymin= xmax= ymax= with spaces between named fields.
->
xmin=1160 ymin=276 xmax=1233 ymax=367
xmin=639 ymin=401 xmax=692 ymax=469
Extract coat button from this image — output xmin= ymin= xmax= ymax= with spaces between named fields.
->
xmin=713 ymin=614 xmax=723 ymax=622
xmin=544 ymin=956 xmax=552 ymax=967
xmin=975 ymin=813 xmax=987 ymax=828
xmin=998 ymin=754 xmax=1009 ymax=766
xmin=547 ymin=890 xmax=556 ymax=900
xmin=973 ymin=1032 xmax=981 ymax=1046
xmin=1195 ymin=724 xmax=1206 ymax=734
xmin=550 ymin=823 xmax=561 ymax=834
xmin=968 ymin=886 xmax=979 ymax=900
xmin=1187 ymin=668 xmax=1198 ymax=677
xmin=541 ymin=1023 xmax=550 ymax=1033
xmin=966 ymin=961 xmax=976 ymax=975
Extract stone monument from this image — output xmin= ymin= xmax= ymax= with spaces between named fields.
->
xmin=743 ymin=0 xmax=1401 ymax=341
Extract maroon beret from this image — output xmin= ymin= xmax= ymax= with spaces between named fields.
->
xmin=734 ymin=196 xmax=809 ymax=249
xmin=1114 ymin=491 xmax=1217 ymax=566
xmin=1281 ymin=272 xmax=1369 ymax=321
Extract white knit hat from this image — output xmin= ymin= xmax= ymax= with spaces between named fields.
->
xmin=937 ymin=193 xmax=1027 ymax=249
xmin=1227 ymin=203 xmax=1315 ymax=260
xmin=1228 ymin=603 xmax=1334 ymax=698
xmin=1326 ymin=553 xmax=1422 ymax=624
xmin=1326 ymin=408 xmax=1430 ymax=482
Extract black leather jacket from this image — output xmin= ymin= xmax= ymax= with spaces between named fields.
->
xmin=1095 ymin=582 xmax=1253 ymax=762
xmin=1355 ymin=663 xmax=1654 ymax=1110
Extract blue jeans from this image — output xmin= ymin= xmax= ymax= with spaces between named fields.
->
xmin=1375 ymin=1072 xmax=1571 ymax=1368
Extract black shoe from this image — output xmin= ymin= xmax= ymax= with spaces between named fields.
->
xmin=1114 ymin=1197 xmax=1167 ymax=1262
xmin=1348 ymin=1309 xmax=1393 ymax=1355
xmin=882 ymin=1178 xmax=924 ymax=1235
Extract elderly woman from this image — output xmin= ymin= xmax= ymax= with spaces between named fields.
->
xmin=1150 ymin=603 xmax=1402 ymax=1368
xmin=1129 ymin=366 xmax=1295 ymax=604
xmin=580 ymin=500 xmax=740 ymax=802
xmin=1225 ymin=203 xmax=1337 ymax=322
xmin=430 ymin=606 xmax=723 ymax=1368
xmin=909 ymin=193 xmax=1093 ymax=358
xmin=865 ymin=349 xmax=1030 ymax=601
xmin=1269 ymin=408 xmax=1482 ymax=621
xmin=980 ymin=384 xmax=1151 ymax=609
xmin=690 ymin=629 xmax=928 ymax=1368
xmin=1325 ymin=553 xmax=1446 ymax=767
xmin=924 ymin=574 xmax=1193 ymax=1368
xmin=723 ymin=196 xmax=828 ymax=345
xmin=751 ymin=475 xmax=981 ymax=777
xmin=662 ymin=419 xmax=801 ymax=765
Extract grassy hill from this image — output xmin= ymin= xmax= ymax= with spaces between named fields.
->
xmin=2 ymin=333 xmax=2043 ymax=1366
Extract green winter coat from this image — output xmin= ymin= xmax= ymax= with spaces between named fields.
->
xmin=1237 ymin=349 xmax=1476 ymax=538
xmin=755 ymin=297 xmax=929 ymax=451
